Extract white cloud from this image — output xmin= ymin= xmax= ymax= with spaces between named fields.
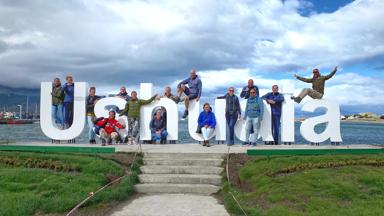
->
xmin=0 ymin=0 xmax=383 ymax=107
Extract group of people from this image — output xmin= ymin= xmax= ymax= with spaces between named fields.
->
xmin=51 ymin=75 xmax=76 ymax=130
xmin=51 ymin=66 xmax=337 ymax=146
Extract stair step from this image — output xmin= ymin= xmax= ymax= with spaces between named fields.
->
xmin=139 ymin=174 xmax=222 ymax=185
xmin=140 ymin=165 xmax=224 ymax=175
xmin=143 ymin=158 xmax=224 ymax=166
xmin=144 ymin=152 xmax=224 ymax=159
xmin=134 ymin=183 xmax=220 ymax=195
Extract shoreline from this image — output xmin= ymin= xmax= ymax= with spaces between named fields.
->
xmin=341 ymin=119 xmax=384 ymax=124
xmin=294 ymin=118 xmax=384 ymax=124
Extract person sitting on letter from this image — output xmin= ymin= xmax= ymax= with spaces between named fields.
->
xmin=291 ymin=66 xmax=337 ymax=103
xmin=177 ymin=69 xmax=202 ymax=119
xmin=150 ymin=109 xmax=168 ymax=144
xmin=198 ymin=103 xmax=216 ymax=147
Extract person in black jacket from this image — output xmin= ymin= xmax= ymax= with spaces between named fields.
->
xmin=86 ymin=86 xmax=102 ymax=144
xmin=217 ymin=87 xmax=241 ymax=145
xmin=240 ymin=79 xmax=259 ymax=99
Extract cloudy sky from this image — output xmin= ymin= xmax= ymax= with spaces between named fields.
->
xmin=0 ymin=0 xmax=383 ymax=107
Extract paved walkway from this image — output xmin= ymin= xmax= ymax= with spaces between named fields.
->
xmin=109 ymin=194 xmax=229 ymax=216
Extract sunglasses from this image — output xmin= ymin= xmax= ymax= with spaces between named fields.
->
xmin=229 ymin=89 xmax=234 ymax=92
xmin=250 ymin=92 xmax=256 ymax=94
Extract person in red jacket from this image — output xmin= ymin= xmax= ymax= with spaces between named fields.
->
xmin=95 ymin=111 xmax=125 ymax=145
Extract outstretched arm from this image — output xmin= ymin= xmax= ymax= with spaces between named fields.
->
xmin=140 ymin=95 xmax=157 ymax=105
xmin=324 ymin=66 xmax=338 ymax=80
xmin=261 ymin=93 xmax=269 ymax=100
xmin=119 ymin=103 xmax=129 ymax=116
xmin=294 ymin=74 xmax=313 ymax=83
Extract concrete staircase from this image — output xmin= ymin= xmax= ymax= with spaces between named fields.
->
xmin=135 ymin=153 xmax=225 ymax=195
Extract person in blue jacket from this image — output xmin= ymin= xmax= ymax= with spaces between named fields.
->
xmin=62 ymin=75 xmax=75 ymax=128
xmin=243 ymin=89 xmax=264 ymax=146
xmin=262 ymin=85 xmax=285 ymax=145
xmin=177 ymin=69 xmax=202 ymax=119
xmin=198 ymin=103 xmax=216 ymax=147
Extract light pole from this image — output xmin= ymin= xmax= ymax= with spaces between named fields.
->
xmin=17 ymin=105 xmax=22 ymax=119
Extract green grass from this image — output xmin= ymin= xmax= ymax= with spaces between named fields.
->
xmin=0 ymin=151 xmax=141 ymax=216
xmin=224 ymin=154 xmax=384 ymax=216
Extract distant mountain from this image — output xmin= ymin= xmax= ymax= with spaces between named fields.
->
xmin=295 ymin=105 xmax=384 ymax=118
xmin=0 ymin=85 xmax=40 ymax=113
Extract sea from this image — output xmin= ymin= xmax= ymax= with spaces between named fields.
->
xmin=0 ymin=121 xmax=383 ymax=145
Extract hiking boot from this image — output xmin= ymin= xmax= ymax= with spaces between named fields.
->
xmin=107 ymin=138 xmax=112 ymax=145
xmin=182 ymin=110 xmax=189 ymax=119
xmin=206 ymin=141 xmax=210 ymax=147
xmin=202 ymin=141 xmax=207 ymax=146
xmin=290 ymin=96 xmax=302 ymax=104
xmin=101 ymin=139 xmax=106 ymax=146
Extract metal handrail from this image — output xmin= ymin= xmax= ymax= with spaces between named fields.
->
xmin=226 ymin=145 xmax=248 ymax=216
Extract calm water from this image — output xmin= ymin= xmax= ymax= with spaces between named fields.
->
xmin=0 ymin=121 xmax=383 ymax=145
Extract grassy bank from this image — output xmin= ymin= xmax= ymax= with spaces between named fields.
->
xmin=223 ymin=154 xmax=384 ymax=216
xmin=0 ymin=151 xmax=141 ymax=216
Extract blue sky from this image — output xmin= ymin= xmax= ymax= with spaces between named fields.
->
xmin=0 ymin=0 xmax=383 ymax=107
xmin=298 ymin=0 xmax=354 ymax=16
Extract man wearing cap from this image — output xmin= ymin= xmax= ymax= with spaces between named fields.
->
xmin=291 ymin=66 xmax=338 ymax=103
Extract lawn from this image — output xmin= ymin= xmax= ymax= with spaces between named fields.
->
xmin=224 ymin=154 xmax=384 ymax=216
xmin=0 ymin=151 xmax=141 ymax=216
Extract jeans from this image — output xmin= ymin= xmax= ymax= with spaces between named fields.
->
xmin=128 ymin=117 xmax=140 ymax=140
xmin=51 ymin=104 xmax=64 ymax=128
xmin=87 ymin=115 xmax=96 ymax=140
xmin=272 ymin=114 xmax=281 ymax=144
xmin=63 ymin=102 xmax=74 ymax=127
xmin=226 ymin=113 xmax=238 ymax=145
xmin=201 ymin=127 xmax=214 ymax=141
xmin=151 ymin=130 xmax=168 ymax=142
xmin=245 ymin=117 xmax=260 ymax=145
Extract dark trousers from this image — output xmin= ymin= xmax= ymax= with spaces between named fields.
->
xmin=271 ymin=114 xmax=281 ymax=144
xmin=63 ymin=101 xmax=74 ymax=127
xmin=226 ymin=113 xmax=238 ymax=145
